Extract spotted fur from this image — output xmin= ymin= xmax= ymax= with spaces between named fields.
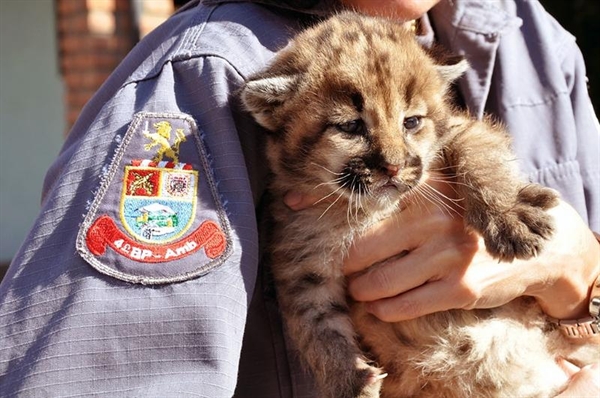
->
xmin=241 ymin=12 xmax=596 ymax=398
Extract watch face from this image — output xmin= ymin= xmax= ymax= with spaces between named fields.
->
xmin=590 ymin=296 xmax=600 ymax=318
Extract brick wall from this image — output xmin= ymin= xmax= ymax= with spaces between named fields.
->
xmin=56 ymin=0 xmax=181 ymax=133
xmin=56 ymin=0 xmax=138 ymax=131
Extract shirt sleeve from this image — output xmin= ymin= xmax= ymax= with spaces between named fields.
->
xmin=0 ymin=53 xmax=259 ymax=398
xmin=560 ymin=38 xmax=600 ymax=231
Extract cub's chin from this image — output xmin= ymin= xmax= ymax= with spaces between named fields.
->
xmin=368 ymin=177 xmax=424 ymax=213
xmin=364 ymin=186 xmax=404 ymax=214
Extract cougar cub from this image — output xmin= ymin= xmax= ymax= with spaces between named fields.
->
xmin=241 ymin=12 xmax=596 ymax=398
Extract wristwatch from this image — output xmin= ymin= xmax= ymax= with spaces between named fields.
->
xmin=549 ymin=232 xmax=600 ymax=338
xmin=549 ymin=293 xmax=599 ymax=338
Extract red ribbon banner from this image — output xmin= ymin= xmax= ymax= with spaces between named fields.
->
xmin=86 ymin=215 xmax=227 ymax=263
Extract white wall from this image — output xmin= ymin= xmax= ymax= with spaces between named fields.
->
xmin=0 ymin=0 xmax=65 ymax=262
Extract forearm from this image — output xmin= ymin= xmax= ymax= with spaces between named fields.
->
xmin=524 ymin=201 xmax=600 ymax=322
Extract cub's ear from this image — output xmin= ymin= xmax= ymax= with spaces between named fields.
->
xmin=240 ymin=74 xmax=300 ymax=131
xmin=435 ymin=57 xmax=469 ymax=86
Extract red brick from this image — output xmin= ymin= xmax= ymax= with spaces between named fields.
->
xmin=61 ymin=53 xmax=123 ymax=72
xmin=59 ymin=35 xmax=91 ymax=54
xmin=88 ymin=10 xmax=116 ymax=35
xmin=66 ymin=89 xmax=97 ymax=110
xmin=57 ymin=0 xmax=88 ymax=15
xmin=57 ymin=14 xmax=88 ymax=34
xmin=65 ymin=71 xmax=111 ymax=91
xmin=60 ymin=35 xmax=130 ymax=54
xmin=95 ymin=36 xmax=131 ymax=53
xmin=115 ymin=12 xmax=134 ymax=30
xmin=57 ymin=0 xmax=137 ymax=131
xmin=86 ymin=0 xmax=115 ymax=12
xmin=142 ymin=0 xmax=173 ymax=15
xmin=115 ymin=0 xmax=133 ymax=12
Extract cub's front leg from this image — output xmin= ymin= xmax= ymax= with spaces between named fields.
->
xmin=444 ymin=116 xmax=559 ymax=261
xmin=269 ymin=230 xmax=383 ymax=398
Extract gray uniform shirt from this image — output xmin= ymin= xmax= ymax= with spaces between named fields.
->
xmin=1 ymin=0 xmax=598 ymax=397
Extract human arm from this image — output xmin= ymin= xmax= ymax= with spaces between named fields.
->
xmin=284 ymin=175 xmax=600 ymax=322
xmin=0 ymin=4 xmax=273 ymax=395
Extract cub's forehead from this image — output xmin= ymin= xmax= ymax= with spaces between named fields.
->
xmin=297 ymin=14 xmax=415 ymax=54
xmin=287 ymin=15 xmax=432 ymax=78
xmin=273 ymin=13 xmax=444 ymax=108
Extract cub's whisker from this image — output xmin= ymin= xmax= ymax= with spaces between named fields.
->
xmin=314 ymin=182 xmax=348 ymax=206
xmin=419 ymin=183 xmax=463 ymax=217
xmin=427 ymin=176 xmax=472 ymax=190
xmin=347 ymin=180 xmax=355 ymax=226
xmin=417 ymin=187 xmax=454 ymax=217
xmin=405 ymin=187 xmax=429 ymax=215
xmin=313 ymin=176 xmax=346 ymax=190
xmin=422 ymin=183 xmax=465 ymax=207
xmin=426 ymin=178 xmax=463 ymax=198
xmin=319 ymin=185 xmax=347 ymax=220
xmin=311 ymin=162 xmax=343 ymax=175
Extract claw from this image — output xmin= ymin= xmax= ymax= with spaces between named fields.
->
xmin=367 ymin=372 xmax=388 ymax=384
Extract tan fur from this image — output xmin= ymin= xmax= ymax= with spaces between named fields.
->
xmin=241 ymin=12 xmax=598 ymax=398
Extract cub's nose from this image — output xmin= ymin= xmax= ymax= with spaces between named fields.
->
xmin=383 ymin=163 xmax=400 ymax=177
xmin=383 ymin=156 xmax=421 ymax=177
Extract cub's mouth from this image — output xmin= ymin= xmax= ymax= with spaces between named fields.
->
xmin=385 ymin=165 xmax=424 ymax=193
xmin=375 ymin=175 xmax=420 ymax=196
xmin=338 ymin=158 xmax=423 ymax=197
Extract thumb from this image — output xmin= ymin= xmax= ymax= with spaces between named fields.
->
xmin=556 ymin=361 xmax=600 ymax=397
xmin=283 ymin=190 xmax=320 ymax=211
xmin=556 ymin=358 xmax=581 ymax=377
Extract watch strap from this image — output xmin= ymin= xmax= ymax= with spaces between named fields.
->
xmin=549 ymin=232 xmax=600 ymax=338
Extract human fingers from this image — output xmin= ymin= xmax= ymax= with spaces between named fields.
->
xmin=343 ymin=172 xmax=463 ymax=275
xmin=556 ymin=358 xmax=581 ymax=377
xmin=556 ymin=362 xmax=600 ymax=397
xmin=350 ymin=229 xmax=552 ymax=322
xmin=347 ymin=189 xmax=598 ymax=324
xmin=343 ymin=212 xmax=416 ymax=275
xmin=349 ymin=239 xmax=485 ymax=322
xmin=283 ymin=190 xmax=320 ymax=211
xmin=360 ymin=260 xmax=521 ymax=322
xmin=364 ymin=279 xmax=460 ymax=322
xmin=526 ymin=201 xmax=600 ymax=320
xmin=347 ymin=229 xmax=479 ymax=304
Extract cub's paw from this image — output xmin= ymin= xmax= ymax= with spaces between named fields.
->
xmin=483 ymin=185 xmax=558 ymax=262
xmin=355 ymin=358 xmax=386 ymax=398
xmin=323 ymin=358 xmax=384 ymax=398
xmin=515 ymin=184 xmax=559 ymax=211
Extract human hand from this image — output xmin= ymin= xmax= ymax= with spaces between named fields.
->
xmin=556 ymin=360 xmax=600 ymax=397
xmin=283 ymin=174 xmax=600 ymax=322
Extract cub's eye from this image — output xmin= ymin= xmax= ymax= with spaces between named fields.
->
xmin=336 ymin=119 xmax=364 ymax=135
xmin=403 ymin=116 xmax=422 ymax=132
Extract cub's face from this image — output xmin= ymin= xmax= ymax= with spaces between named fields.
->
xmin=241 ymin=13 xmax=466 ymax=211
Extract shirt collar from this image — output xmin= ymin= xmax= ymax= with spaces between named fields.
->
xmin=430 ymin=0 xmax=522 ymax=37
xmin=429 ymin=0 xmax=523 ymax=118
xmin=200 ymin=0 xmax=436 ymax=45
xmin=200 ymin=0 xmax=341 ymax=16
xmin=201 ymin=0 xmax=521 ymax=35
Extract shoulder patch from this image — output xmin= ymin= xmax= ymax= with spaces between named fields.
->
xmin=77 ymin=112 xmax=232 ymax=284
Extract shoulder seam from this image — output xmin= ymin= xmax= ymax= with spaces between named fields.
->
xmin=123 ymin=4 xmax=220 ymax=87
xmin=174 ymin=4 xmax=218 ymax=61
xmin=121 ymin=54 xmax=247 ymax=89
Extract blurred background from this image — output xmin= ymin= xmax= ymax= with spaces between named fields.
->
xmin=0 ymin=0 xmax=598 ymax=276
